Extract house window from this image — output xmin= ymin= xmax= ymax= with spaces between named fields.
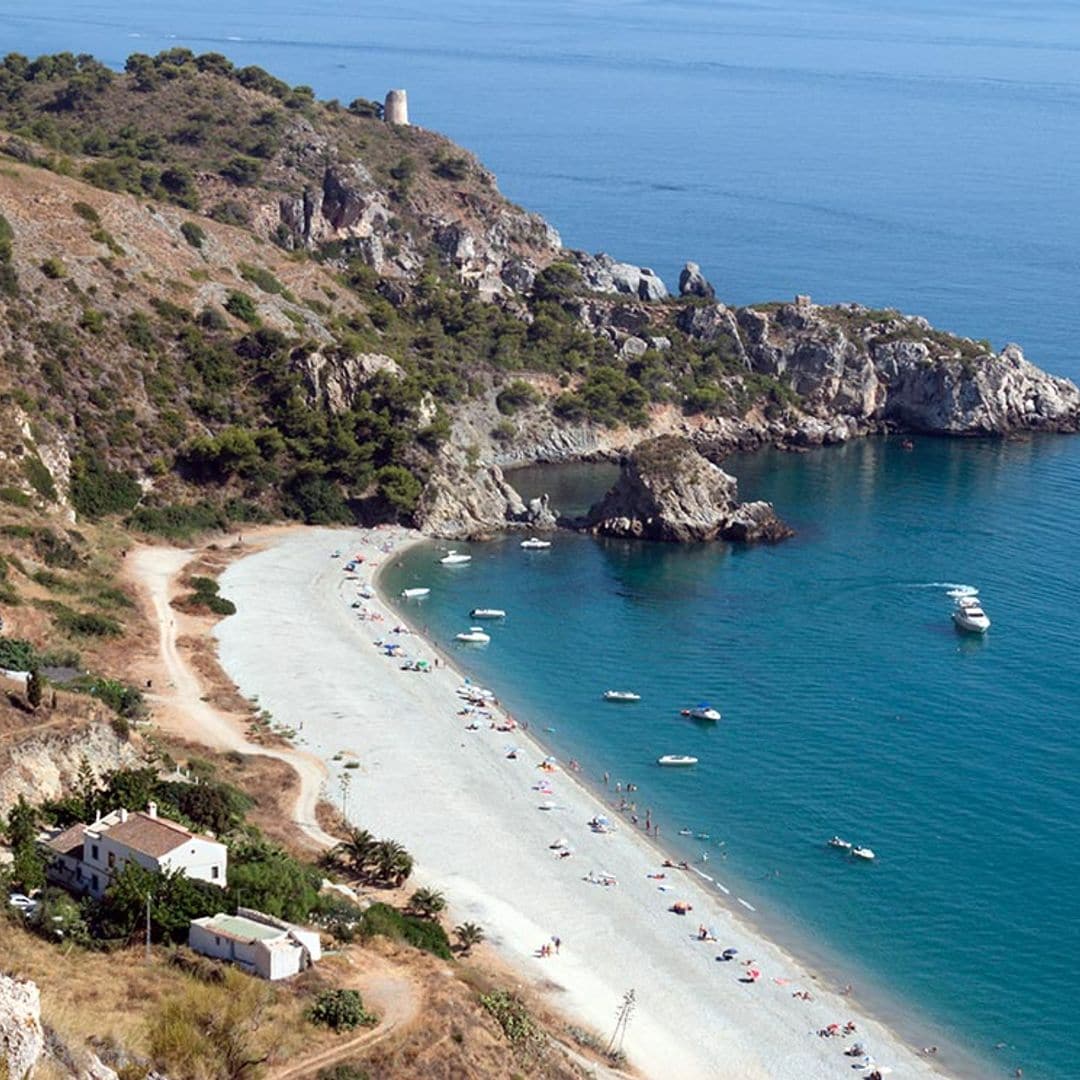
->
xmin=211 ymin=866 xmax=220 ymax=880
xmin=215 ymin=936 xmax=221 ymax=945
xmin=91 ymin=844 xmax=99 ymax=861
xmin=76 ymin=867 xmax=83 ymax=881
xmin=91 ymin=874 xmax=99 ymax=892
xmin=107 ymin=852 xmax=116 ymax=868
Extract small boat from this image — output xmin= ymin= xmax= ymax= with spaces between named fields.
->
xmin=603 ymin=690 xmax=641 ymax=703
xmin=657 ymin=754 xmax=698 ymax=767
xmin=455 ymin=627 xmax=490 ymax=644
xmin=439 ymin=550 xmax=472 ymax=565
xmin=470 ymin=608 xmax=506 ymax=619
xmin=952 ymin=595 xmax=990 ymax=633
xmin=401 ymin=587 xmax=430 ymax=599
xmin=520 ymin=537 xmax=552 ymax=549
xmin=827 ymin=836 xmax=852 ymax=850
xmin=681 ymin=704 xmax=721 ymax=722
xmin=851 ymin=846 xmax=876 ymax=861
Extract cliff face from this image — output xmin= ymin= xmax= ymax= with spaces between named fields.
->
xmin=582 ymin=435 xmax=793 ymax=543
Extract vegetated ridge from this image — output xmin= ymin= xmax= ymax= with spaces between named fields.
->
xmin=0 ymin=49 xmax=1076 ymax=541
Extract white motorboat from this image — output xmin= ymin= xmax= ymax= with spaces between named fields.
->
xmin=470 ymin=608 xmax=506 ymax=619
xmin=851 ymin=846 xmax=876 ymax=861
xmin=439 ymin=550 xmax=472 ymax=565
xmin=520 ymin=537 xmax=552 ymax=549
xmin=681 ymin=704 xmax=721 ymax=722
xmin=952 ymin=595 xmax=990 ymax=633
xmin=657 ymin=755 xmax=698 ymax=767
xmin=827 ymin=836 xmax=852 ymax=850
xmin=455 ymin=626 xmax=490 ymax=644
xmin=603 ymin=690 xmax=641 ymax=702
xmin=401 ymin=587 xmax=431 ymax=599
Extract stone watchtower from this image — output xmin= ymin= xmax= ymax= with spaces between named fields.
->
xmin=384 ymin=89 xmax=409 ymax=126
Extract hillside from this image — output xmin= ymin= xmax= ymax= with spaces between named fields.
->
xmin=0 ymin=48 xmax=1077 ymax=542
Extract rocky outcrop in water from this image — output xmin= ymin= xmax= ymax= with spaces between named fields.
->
xmin=581 ymin=435 xmax=793 ymax=543
xmin=0 ymin=973 xmax=44 ymax=1080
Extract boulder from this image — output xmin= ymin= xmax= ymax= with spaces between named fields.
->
xmin=571 ymin=252 xmax=670 ymax=301
xmin=581 ymin=435 xmax=792 ymax=543
xmin=0 ymin=973 xmax=44 ymax=1080
xmin=678 ymin=261 xmax=715 ymax=299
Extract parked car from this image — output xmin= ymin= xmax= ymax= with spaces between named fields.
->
xmin=8 ymin=892 xmax=39 ymax=915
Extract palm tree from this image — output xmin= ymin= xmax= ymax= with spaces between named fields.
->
xmin=370 ymin=839 xmax=413 ymax=887
xmin=407 ymin=887 xmax=446 ymax=919
xmin=454 ymin=922 xmax=485 ymax=956
xmin=333 ymin=828 xmax=376 ymax=878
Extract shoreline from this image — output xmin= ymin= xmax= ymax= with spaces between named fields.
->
xmin=215 ymin=525 xmax=961 ymax=1080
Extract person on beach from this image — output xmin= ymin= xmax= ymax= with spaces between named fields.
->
xmin=603 ymin=771 xmax=610 ymax=787
xmin=553 ymin=936 xmax=561 ymax=954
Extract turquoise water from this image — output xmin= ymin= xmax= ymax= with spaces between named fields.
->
xmin=7 ymin=0 xmax=1080 ymax=1073
xmin=382 ymin=437 xmax=1080 ymax=1080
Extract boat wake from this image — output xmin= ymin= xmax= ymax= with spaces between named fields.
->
xmin=911 ymin=581 xmax=979 ymax=598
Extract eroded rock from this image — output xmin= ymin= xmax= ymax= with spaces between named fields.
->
xmin=0 ymin=973 xmax=44 ymax=1080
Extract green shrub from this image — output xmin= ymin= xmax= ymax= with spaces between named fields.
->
xmin=55 ymin=608 xmax=122 ymax=637
xmin=72 ymin=201 xmax=100 ymax=224
xmin=70 ymin=455 xmax=140 ymax=519
xmin=180 ymin=221 xmax=206 ymax=249
xmin=224 ymin=290 xmax=259 ymax=325
xmin=0 ymin=486 xmax=32 ymax=508
xmin=0 ymin=638 xmax=38 ymax=671
xmin=238 ymin=262 xmax=287 ymax=296
xmin=22 ymin=455 xmax=57 ymax=501
xmin=40 ymin=257 xmax=65 ymax=279
xmin=359 ymin=903 xmax=452 ymax=960
xmin=375 ymin=465 xmax=421 ymax=517
xmin=220 ymin=155 xmax=262 ymax=185
xmin=496 ymin=379 xmax=539 ymax=415
xmin=307 ymin=989 xmax=375 ymax=1032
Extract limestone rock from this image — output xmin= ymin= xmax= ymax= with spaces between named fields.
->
xmin=290 ymin=351 xmax=404 ymax=415
xmin=414 ymin=457 xmax=557 ymax=540
xmin=678 ymin=261 xmax=715 ymax=299
xmin=582 ymin=435 xmax=792 ymax=544
xmin=0 ymin=973 xmax=44 ymax=1080
xmin=571 ymin=252 xmax=670 ymax=301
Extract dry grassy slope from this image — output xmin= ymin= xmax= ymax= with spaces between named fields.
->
xmin=0 ymin=159 xmax=371 ymax=500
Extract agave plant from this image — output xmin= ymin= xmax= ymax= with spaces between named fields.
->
xmin=407 ymin=887 xmax=446 ymax=919
xmin=454 ymin=921 xmax=485 ymax=956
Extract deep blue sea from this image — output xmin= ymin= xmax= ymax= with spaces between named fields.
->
xmin=6 ymin=1 xmax=1079 ymax=1075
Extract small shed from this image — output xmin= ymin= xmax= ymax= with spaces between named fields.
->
xmin=188 ymin=909 xmax=321 ymax=980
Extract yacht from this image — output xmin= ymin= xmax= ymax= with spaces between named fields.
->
xmin=455 ymin=627 xmax=490 ymax=644
xmin=440 ymin=550 xmax=472 ymax=565
xmin=681 ymin=704 xmax=722 ymax=722
xmin=470 ymin=608 xmax=506 ymax=619
xmin=401 ymin=587 xmax=431 ymax=599
xmin=851 ymin=846 xmax=876 ymax=861
xmin=520 ymin=537 xmax=552 ymax=549
xmin=952 ymin=595 xmax=990 ymax=633
xmin=657 ymin=755 xmax=698 ymax=767
xmin=603 ymin=690 xmax=641 ymax=702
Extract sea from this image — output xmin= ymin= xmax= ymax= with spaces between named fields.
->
xmin=5 ymin=1 xmax=1079 ymax=1075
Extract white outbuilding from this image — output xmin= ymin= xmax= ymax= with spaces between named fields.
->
xmin=188 ymin=907 xmax=321 ymax=980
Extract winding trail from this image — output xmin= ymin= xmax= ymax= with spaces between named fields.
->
xmin=128 ymin=545 xmax=338 ymax=852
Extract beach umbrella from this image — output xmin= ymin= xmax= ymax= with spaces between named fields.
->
xmin=544 ymin=755 xmax=558 ymax=764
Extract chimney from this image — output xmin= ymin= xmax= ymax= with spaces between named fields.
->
xmin=147 ymin=801 xmax=158 ymax=819
xmin=119 ymin=808 xmax=128 ymax=823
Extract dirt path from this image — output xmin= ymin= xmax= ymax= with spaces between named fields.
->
xmin=128 ymin=545 xmax=338 ymax=851
xmin=268 ymin=951 xmax=422 ymax=1079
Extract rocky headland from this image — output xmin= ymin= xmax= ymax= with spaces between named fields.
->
xmin=0 ymin=50 xmax=1076 ymax=545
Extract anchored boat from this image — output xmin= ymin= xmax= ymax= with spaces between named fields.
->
xmin=439 ymin=550 xmax=472 ymax=565
xmin=401 ymin=587 xmax=431 ymax=599
xmin=952 ymin=595 xmax=990 ymax=633
xmin=470 ymin=608 xmax=506 ymax=619
xmin=455 ymin=626 xmax=490 ymax=644
xmin=603 ymin=690 xmax=641 ymax=702
xmin=658 ymin=755 xmax=698 ymax=767
xmin=681 ymin=704 xmax=721 ymax=722
xmin=520 ymin=537 xmax=552 ymax=549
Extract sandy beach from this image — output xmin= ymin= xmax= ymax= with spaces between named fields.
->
xmin=214 ymin=526 xmax=951 ymax=1080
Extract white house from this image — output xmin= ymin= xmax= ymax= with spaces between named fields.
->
xmin=43 ymin=802 xmax=227 ymax=899
xmin=188 ymin=908 xmax=321 ymax=980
